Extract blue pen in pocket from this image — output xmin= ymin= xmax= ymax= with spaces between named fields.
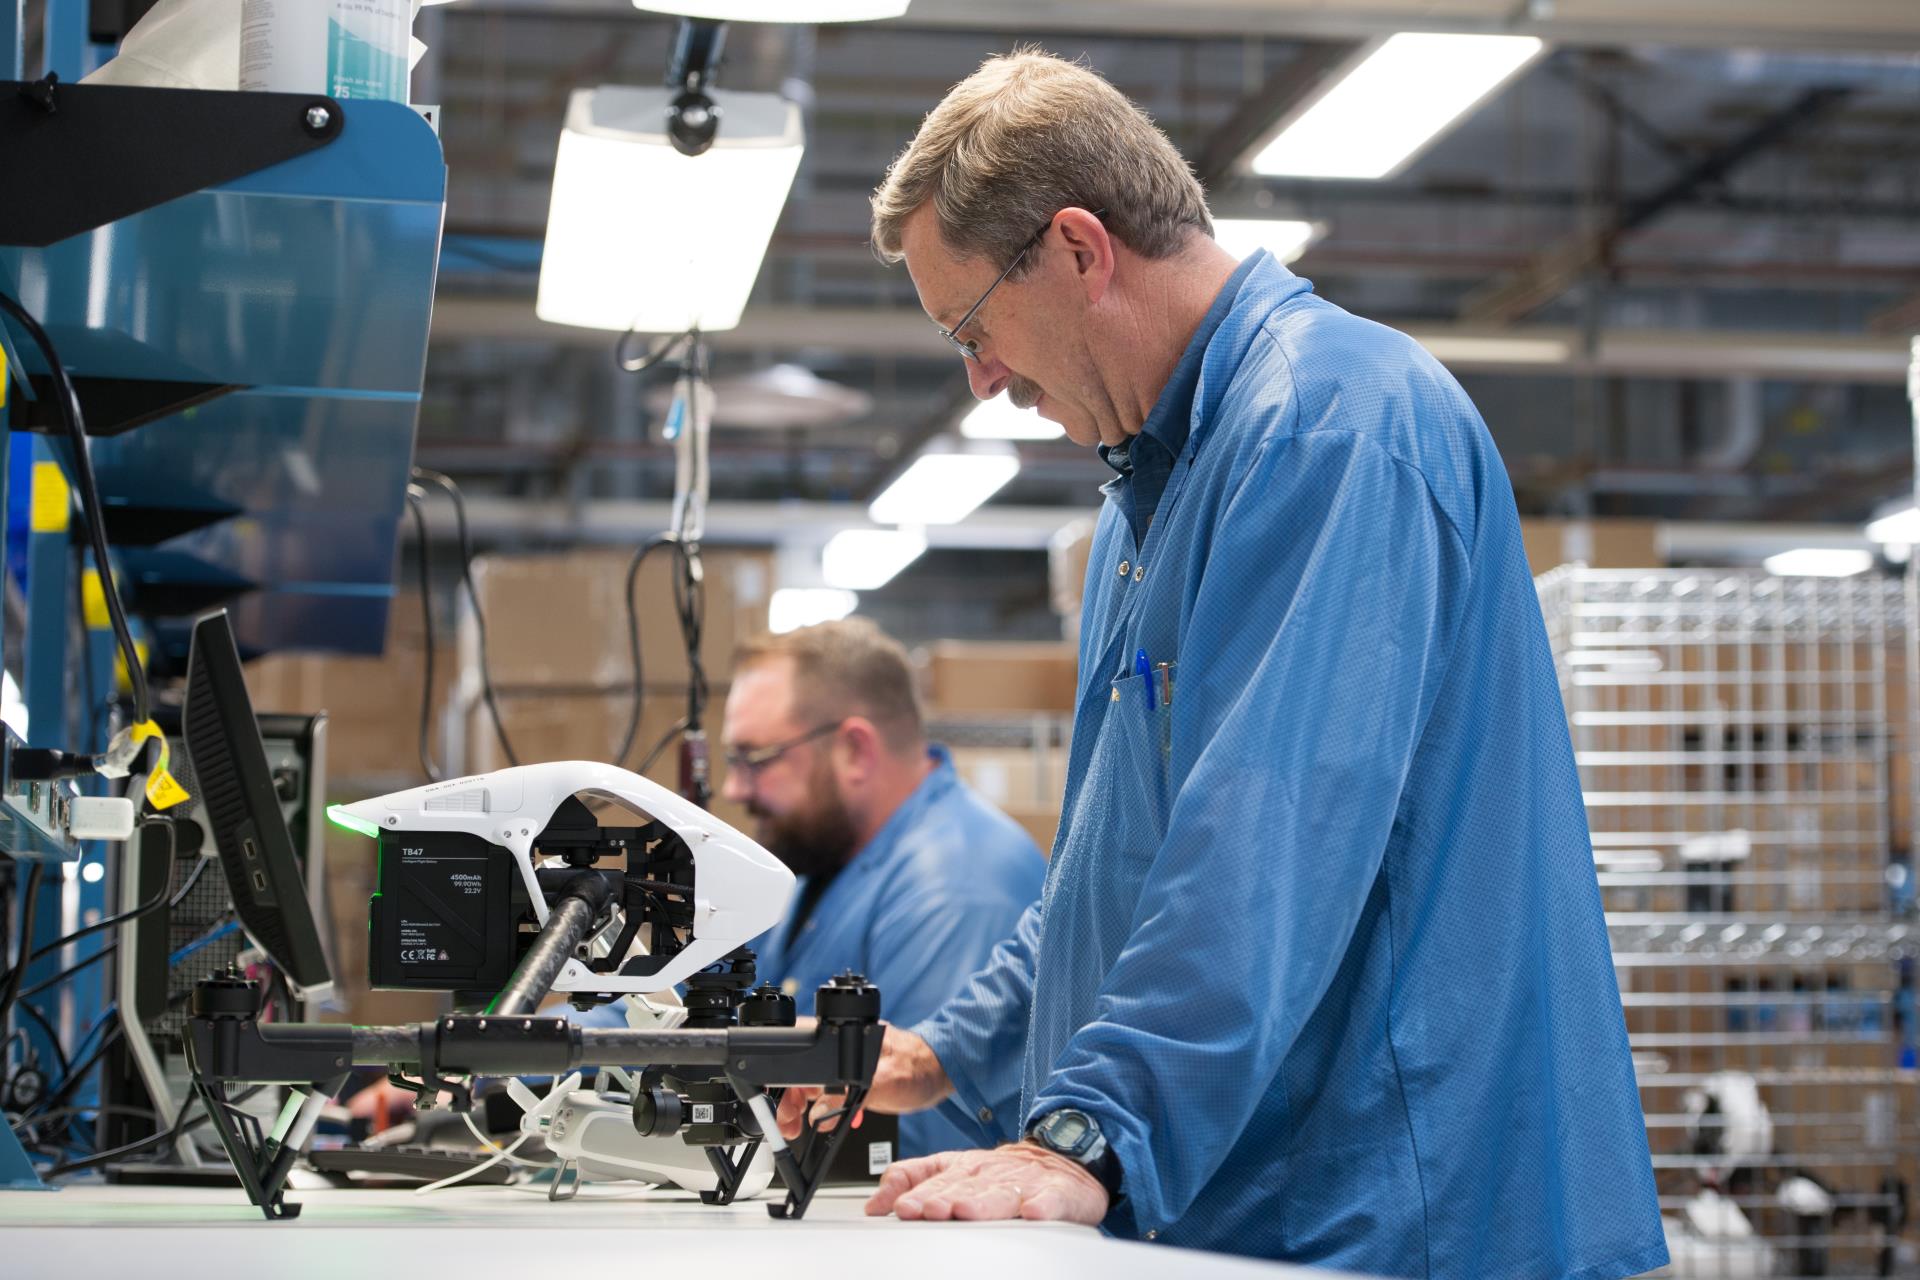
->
xmin=1135 ymin=648 xmax=1154 ymax=709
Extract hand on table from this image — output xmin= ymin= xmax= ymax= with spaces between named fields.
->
xmin=866 ymin=1142 xmax=1109 ymax=1225
xmin=775 ymin=1024 xmax=951 ymax=1138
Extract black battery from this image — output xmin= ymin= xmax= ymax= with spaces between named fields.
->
xmin=368 ymin=829 xmax=527 ymax=991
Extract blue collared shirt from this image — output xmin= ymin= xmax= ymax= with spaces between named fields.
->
xmin=914 ymin=252 xmax=1667 ymax=1275
xmin=753 ymin=745 xmax=1045 ymax=1157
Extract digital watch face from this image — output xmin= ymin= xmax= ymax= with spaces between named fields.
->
xmin=1048 ymin=1113 xmax=1089 ymax=1148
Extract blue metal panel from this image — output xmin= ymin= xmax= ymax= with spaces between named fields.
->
xmin=18 ymin=441 xmax=73 ymax=1125
xmin=42 ymin=0 xmax=86 ymax=80
xmin=12 ymin=99 xmax=445 ymax=657
xmin=3 ymin=0 xmax=20 ymax=80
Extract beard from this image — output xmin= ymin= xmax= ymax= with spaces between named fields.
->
xmin=747 ymin=758 xmax=860 ymax=880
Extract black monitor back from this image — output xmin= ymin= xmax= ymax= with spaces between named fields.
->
xmin=182 ymin=610 xmax=331 ymax=991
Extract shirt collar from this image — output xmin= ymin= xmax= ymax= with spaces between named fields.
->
xmin=840 ymin=745 xmax=957 ymax=878
xmin=1136 ymin=249 xmax=1262 ymax=464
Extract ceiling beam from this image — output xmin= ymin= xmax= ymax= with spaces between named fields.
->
xmin=1460 ymin=86 xmax=1855 ymax=324
xmin=429 ymin=299 xmax=1916 ymax=384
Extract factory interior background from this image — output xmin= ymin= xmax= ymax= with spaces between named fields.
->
xmin=1 ymin=0 xmax=1918 ymax=1274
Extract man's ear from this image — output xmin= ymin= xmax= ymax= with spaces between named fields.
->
xmin=1056 ymin=206 xmax=1115 ymax=305
xmin=836 ymin=716 xmax=886 ymax=782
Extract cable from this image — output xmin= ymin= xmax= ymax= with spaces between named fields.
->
xmin=0 ymin=293 xmax=149 ymax=725
xmin=637 ymin=718 xmax=691 ymax=775
xmin=12 ymin=998 xmax=73 ymax=1085
xmin=617 ymin=534 xmax=676 ymax=766
xmin=44 ymin=1093 xmax=203 ymax=1176
xmin=0 ymin=862 xmax=46 ymax=1037
xmin=459 ymin=1107 xmax=555 ymax=1170
xmin=8 ymin=821 xmax=192 ymax=975
xmin=614 ymin=326 xmax=695 ymax=375
xmin=409 ymin=468 xmax=517 ymax=768
xmin=406 ymin=485 xmax=442 ymax=782
xmin=413 ymin=1131 xmax=534 ymax=1195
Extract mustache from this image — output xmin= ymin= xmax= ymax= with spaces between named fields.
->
xmin=1007 ymin=377 xmax=1044 ymax=410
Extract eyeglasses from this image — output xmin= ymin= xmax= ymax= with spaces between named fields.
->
xmin=936 ymin=208 xmax=1106 ymax=363
xmin=722 ymin=720 xmax=843 ymax=779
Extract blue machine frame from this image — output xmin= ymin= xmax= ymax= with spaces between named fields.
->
xmin=1 ymin=0 xmax=445 ymax=1186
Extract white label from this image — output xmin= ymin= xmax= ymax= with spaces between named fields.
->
xmin=867 ymin=1141 xmax=893 ymax=1175
xmin=691 ymin=1104 xmax=715 ymax=1124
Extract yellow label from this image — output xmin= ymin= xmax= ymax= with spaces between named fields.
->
xmin=30 ymin=461 xmax=70 ymax=534
xmin=1 ymin=344 xmax=7 ymax=409
xmin=130 ymin=720 xmax=192 ymax=811
xmin=81 ymin=569 xmax=111 ymax=631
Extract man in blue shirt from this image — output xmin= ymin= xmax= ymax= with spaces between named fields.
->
xmin=719 ymin=618 xmax=1045 ymax=1157
xmin=778 ymin=51 xmax=1667 ymax=1277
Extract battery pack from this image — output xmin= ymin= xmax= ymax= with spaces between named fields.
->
xmin=368 ymin=829 xmax=526 ymax=991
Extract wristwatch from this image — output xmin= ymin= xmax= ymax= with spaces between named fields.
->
xmin=1026 ymin=1108 xmax=1123 ymax=1202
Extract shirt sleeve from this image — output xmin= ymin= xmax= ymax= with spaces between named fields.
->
xmin=908 ymin=898 xmax=1044 ymax=1144
xmin=1027 ymin=428 xmax=1469 ymax=1235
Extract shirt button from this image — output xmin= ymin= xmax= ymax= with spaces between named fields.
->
xmin=977 ymin=1106 xmax=993 ymax=1124
xmin=1132 ymin=564 xmax=1145 ymax=582
xmin=1117 ymin=559 xmax=1130 ymax=578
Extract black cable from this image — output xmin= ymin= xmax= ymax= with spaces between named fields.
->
xmin=614 ymin=326 xmax=695 ymax=375
xmin=7 ymin=820 xmax=191 ymax=975
xmin=0 ymin=862 xmax=46 ymax=1037
xmin=12 ymin=1103 xmax=160 ymax=1134
xmin=16 ymin=942 xmax=113 ymax=1003
xmin=13 ymin=997 xmax=73 ymax=1085
xmin=0 ymin=293 xmax=149 ymax=725
xmin=45 ymin=1092 xmax=204 ymax=1177
xmin=410 ymin=467 xmax=517 ymax=767
xmin=33 ymin=1027 xmax=125 ymax=1125
xmin=617 ymin=534 xmax=676 ymax=766
xmin=638 ymin=717 xmax=691 ymax=774
xmin=405 ymin=486 xmax=442 ymax=783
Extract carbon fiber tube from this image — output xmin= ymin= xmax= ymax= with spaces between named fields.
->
xmin=578 ymin=1028 xmax=729 ymax=1065
xmin=491 ymin=873 xmax=611 ymax=1017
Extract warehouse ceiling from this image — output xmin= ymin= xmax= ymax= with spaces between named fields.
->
xmin=384 ymin=0 xmax=1920 ymax=640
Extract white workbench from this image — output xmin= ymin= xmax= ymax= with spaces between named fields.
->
xmin=0 ymin=1182 xmax=1310 ymax=1278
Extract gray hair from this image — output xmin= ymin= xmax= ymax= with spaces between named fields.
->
xmin=871 ymin=47 xmax=1213 ymax=273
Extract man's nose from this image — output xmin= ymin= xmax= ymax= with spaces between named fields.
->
xmin=964 ymin=352 xmax=1009 ymax=401
xmin=720 ymin=766 xmax=750 ymax=803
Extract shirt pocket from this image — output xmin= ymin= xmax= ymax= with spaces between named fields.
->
xmin=1102 ymin=661 xmax=1177 ymax=836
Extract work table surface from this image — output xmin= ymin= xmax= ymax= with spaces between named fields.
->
xmin=0 ymin=1182 xmax=1316 ymax=1278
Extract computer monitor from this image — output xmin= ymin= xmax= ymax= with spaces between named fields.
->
xmin=181 ymin=610 xmax=331 ymax=993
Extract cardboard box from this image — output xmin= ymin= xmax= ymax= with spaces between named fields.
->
xmin=1049 ymin=518 xmax=1097 ymax=642
xmin=467 ymin=688 xmax=753 ymax=835
xmin=245 ymin=605 xmax=450 ymax=789
xmin=920 ymin=642 xmax=1079 ymax=715
xmin=950 ymin=745 xmax=1069 ymax=813
xmin=467 ymin=547 xmax=770 ymax=691
xmin=1005 ymin=806 xmax=1060 ymax=856
xmin=1521 ymin=519 xmax=1662 ymax=574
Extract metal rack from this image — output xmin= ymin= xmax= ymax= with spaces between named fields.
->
xmin=1539 ymin=567 xmax=1919 ymax=1278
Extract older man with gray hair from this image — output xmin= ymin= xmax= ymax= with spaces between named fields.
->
xmin=778 ymin=49 xmax=1667 ymax=1277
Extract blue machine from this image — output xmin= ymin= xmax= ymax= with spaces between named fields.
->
xmin=0 ymin=2 xmax=445 ymax=1186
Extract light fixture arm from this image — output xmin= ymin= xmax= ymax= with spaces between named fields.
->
xmin=666 ymin=18 xmax=729 ymax=156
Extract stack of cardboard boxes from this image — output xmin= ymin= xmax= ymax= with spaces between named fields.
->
xmin=922 ymin=641 xmax=1077 ymax=854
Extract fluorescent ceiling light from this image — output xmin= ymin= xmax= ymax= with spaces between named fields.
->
xmin=1410 ymin=333 xmax=1572 ymax=365
xmin=868 ymin=441 xmax=1020 ymax=526
xmin=1763 ymin=548 xmax=1873 ymax=578
xmin=769 ymin=587 xmax=859 ymax=634
xmin=1249 ymin=33 xmax=1545 ymax=181
xmin=960 ymin=395 xmax=1063 ymax=441
xmin=1865 ymin=504 xmax=1920 ymax=544
xmin=1213 ymin=219 xmax=1323 ymax=264
xmin=537 ymin=86 xmax=803 ymax=334
xmin=822 ymin=529 xmax=926 ymax=591
xmin=633 ymin=1 xmax=909 ymax=19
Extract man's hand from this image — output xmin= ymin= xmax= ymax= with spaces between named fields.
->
xmin=866 ymin=1142 xmax=1109 ymax=1224
xmin=776 ymin=1024 xmax=951 ymax=1139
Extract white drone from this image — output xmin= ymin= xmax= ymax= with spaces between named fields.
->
xmin=330 ymin=760 xmax=793 ymax=999
xmin=331 ymin=761 xmax=795 ymax=1198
